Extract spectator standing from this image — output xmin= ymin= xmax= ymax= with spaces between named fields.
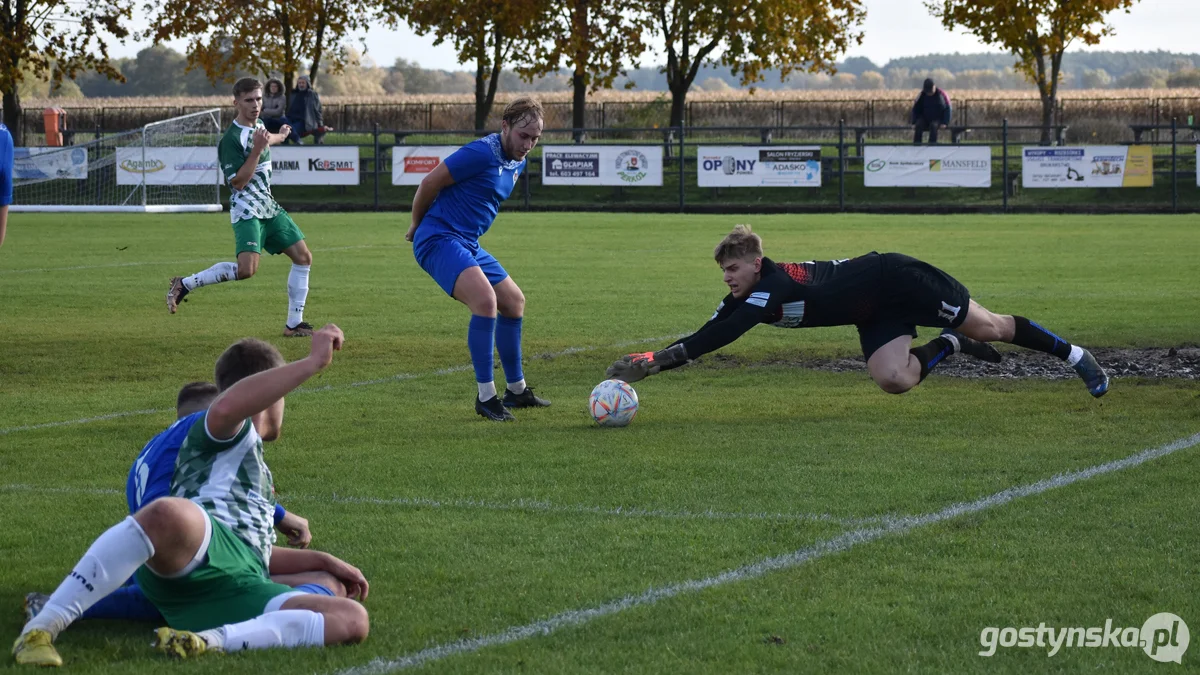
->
xmin=911 ymin=78 xmax=951 ymax=145
xmin=261 ymin=79 xmax=299 ymax=144
xmin=287 ymin=75 xmax=326 ymax=145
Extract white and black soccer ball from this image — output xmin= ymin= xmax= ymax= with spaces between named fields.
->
xmin=589 ymin=379 xmax=639 ymax=427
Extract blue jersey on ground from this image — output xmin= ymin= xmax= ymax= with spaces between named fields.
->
xmin=125 ymin=411 xmax=204 ymax=514
xmin=0 ymin=123 xmax=13 ymax=206
xmin=417 ymin=133 xmax=525 ymax=245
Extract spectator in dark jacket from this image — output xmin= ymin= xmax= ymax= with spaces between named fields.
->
xmin=287 ymin=75 xmax=327 ymax=145
xmin=911 ymin=78 xmax=951 ymax=144
xmin=261 ymin=78 xmax=300 ymax=144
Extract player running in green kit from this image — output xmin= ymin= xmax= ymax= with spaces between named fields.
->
xmin=166 ymin=77 xmax=316 ymax=338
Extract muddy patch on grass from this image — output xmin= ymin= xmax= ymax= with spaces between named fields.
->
xmin=704 ymin=347 xmax=1200 ymax=381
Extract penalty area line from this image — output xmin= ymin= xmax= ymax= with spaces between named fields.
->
xmin=332 ymin=431 xmax=1200 ymax=675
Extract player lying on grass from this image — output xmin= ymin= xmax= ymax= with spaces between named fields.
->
xmin=607 ymin=225 xmax=1109 ymax=398
xmin=166 ymin=76 xmax=316 ymax=338
xmin=24 ymin=381 xmax=337 ymax=625
xmin=405 ymin=96 xmax=551 ymax=421
xmin=13 ymin=326 xmax=369 ymax=667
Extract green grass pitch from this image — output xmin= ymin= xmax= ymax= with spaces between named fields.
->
xmin=1 ymin=212 xmax=1199 ymax=673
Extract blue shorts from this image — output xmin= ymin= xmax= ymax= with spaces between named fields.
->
xmin=414 ymin=234 xmax=508 ymax=296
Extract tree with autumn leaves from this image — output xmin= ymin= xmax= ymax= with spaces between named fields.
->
xmin=638 ymin=0 xmax=865 ymax=128
xmin=145 ymin=0 xmax=375 ymax=96
xmin=927 ymin=0 xmax=1142 ymax=144
xmin=0 ymin=0 xmax=133 ymax=144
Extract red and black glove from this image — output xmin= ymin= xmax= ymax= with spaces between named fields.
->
xmin=605 ymin=344 xmax=688 ymax=383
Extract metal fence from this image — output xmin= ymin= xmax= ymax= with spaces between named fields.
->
xmin=244 ymin=121 xmax=1200 ymax=214
xmin=21 ymin=97 xmax=1200 ymax=146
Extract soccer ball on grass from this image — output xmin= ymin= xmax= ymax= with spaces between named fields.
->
xmin=588 ymin=379 xmax=639 ymax=427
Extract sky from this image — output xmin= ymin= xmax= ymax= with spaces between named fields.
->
xmin=113 ymin=0 xmax=1195 ymax=70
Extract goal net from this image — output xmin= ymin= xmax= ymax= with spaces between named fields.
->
xmin=11 ymin=108 xmax=223 ymax=213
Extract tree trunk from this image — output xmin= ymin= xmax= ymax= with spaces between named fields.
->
xmin=571 ymin=0 xmax=588 ymax=141
xmin=473 ymin=28 xmax=488 ymax=131
xmin=3 ymin=88 xmax=22 ymax=146
xmin=1039 ymin=92 xmax=1054 ymax=145
xmin=668 ymin=85 xmax=686 ymax=129
xmin=572 ymin=70 xmax=586 ymax=140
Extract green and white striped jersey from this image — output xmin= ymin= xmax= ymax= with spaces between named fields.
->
xmin=171 ymin=412 xmax=277 ymax=566
xmin=217 ymin=119 xmax=282 ymax=223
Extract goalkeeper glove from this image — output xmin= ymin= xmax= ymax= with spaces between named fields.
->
xmin=605 ymin=344 xmax=688 ymax=383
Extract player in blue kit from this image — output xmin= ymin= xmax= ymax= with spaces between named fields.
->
xmin=24 ymin=382 xmax=335 ymax=625
xmin=0 ymin=121 xmax=13 ymax=248
xmin=405 ymin=96 xmax=552 ymax=421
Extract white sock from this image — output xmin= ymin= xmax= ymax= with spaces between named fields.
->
xmin=506 ymin=379 xmax=527 ymax=394
xmin=1067 ymin=344 xmax=1084 ymax=366
xmin=22 ymin=517 xmax=155 ymax=640
xmin=182 ymin=262 xmax=238 ymax=291
xmin=218 ymin=609 xmax=326 ymax=652
xmin=286 ymin=264 xmax=310 ymax=328
xmin=478 ymin=381 xmax=497 ymax=401
xmin=942 ymin=333 xmax=961 ymax=354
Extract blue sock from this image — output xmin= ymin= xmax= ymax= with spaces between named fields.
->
xmin=495 ymin=315 xmax=524 ymax=385
xmin=80 ymin=582 xmax=163 ymax=622
xmin=468 ymin=315 xmax=497 ymax=385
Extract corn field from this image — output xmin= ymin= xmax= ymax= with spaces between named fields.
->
xmin=24 ymin=88 xmax=1200 ymax=144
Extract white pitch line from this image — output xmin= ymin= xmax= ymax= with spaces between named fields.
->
xmin=0 ymin=334 xmax=685 ymax=434
xmin=288 ymin=492 xmax=879 ymax=527
xmin=0 ymin=244 xmax=400 ymax=275
xmin=334 ymin=431 xmax=1200 ymax=675
xmin=0 ymin=484 xmax=881 ymax=527
xmin=0 ymin=409 xmax=169 ymax=436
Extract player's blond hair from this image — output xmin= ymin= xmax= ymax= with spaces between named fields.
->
xmin=714 ymin=224 xmax=763 ymax=264
xmin=502 ymin=96 xmax=544 ymax=128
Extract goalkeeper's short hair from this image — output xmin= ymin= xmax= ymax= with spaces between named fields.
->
xmin=714 ymin=224 xmax=763 ymax=264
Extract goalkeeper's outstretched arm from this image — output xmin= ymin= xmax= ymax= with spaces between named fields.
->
xmin=606 ymin=299 xmax=769 ymax=382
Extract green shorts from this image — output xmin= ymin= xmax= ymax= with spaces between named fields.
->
xmin=232 ymin=211 xmax=305 ymax=256
xmin=135 ymin=512 xmax=294 ymax=631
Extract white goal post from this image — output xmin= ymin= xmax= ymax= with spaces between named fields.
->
xmin=11 ymin=108 xmax=224 ymax=213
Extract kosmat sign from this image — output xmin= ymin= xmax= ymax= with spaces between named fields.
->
xmin=271 ymin=146 xmax=359 ymax=185
xmin=1022 ymin=146 xmax=1153 ymax=188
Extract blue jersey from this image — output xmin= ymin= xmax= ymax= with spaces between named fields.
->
xmin=125 ymin=411 xmax=204 ymax=514
xmin=418 ymin=133 xmax=525 ymax=244
xmin=0 ymin=123 xmax=13 ymax=206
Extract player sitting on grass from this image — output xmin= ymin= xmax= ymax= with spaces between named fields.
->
xmin=166 ymin=76 xmax=316 ymax=338
xmin=404 ymin=96 xmax=551 ymax=421
xmin=607 ymin=225 xmax=1109 ymax=398
xmin=13 ymin=326 xmax=368 ymax=667
xmin=23 ymin=381 xmax=338 ymax=626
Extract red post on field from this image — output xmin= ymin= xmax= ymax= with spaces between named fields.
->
xmin=43 ymin=107 xmax=66 ymax=146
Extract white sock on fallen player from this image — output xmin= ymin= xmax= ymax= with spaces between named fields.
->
xmin=1066 ymin=344 xmax=1084 ymax=366
xmin=287 ymin=264 xmax=310 ymax=328
xmin=202 ymin=609 xmax=325 ymax=651
xmin=182 ymin=262 xmax=239 ymax=291
xmin=22 ymin=517 xmax=155 ymax=640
